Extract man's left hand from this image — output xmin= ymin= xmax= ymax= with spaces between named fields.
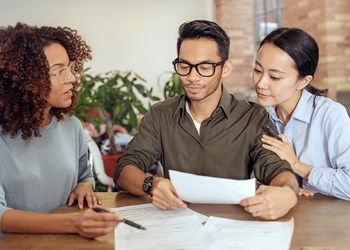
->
xmin=240 ymin=185 xmax=297 ymax=220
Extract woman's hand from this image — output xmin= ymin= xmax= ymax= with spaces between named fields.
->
xmin=298 ymin=187 xmax=314 ymax=196
xmin=261 ymin=134 xmax=298 ymax=168
xmin=68 ymin=181 xmax=102 ymax=209
xmin=261 ymin=134 xmax=313 ymax=179
xmin=74 ymin=208 xmax=122 ymax=238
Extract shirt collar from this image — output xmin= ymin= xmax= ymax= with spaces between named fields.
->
xmin=292 ymin=89 xmax=314 ymax=124
xmin=173 ymin=94 xmax=188 ymax=119
xmin=269 ymin=89 xmax=314 ymax=124
xmin=173 ymin=86 xmax=231 ymax=120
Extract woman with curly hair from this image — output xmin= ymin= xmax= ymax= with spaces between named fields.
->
xmin=0 ymin=23 xmax=122 ymax=238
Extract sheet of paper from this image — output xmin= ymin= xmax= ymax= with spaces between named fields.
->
xmin=115 ymin=214 xmax=212 ymax=250
xmin=204 ymin=216 xmax=294 ymax=250
xmin=169 ymin=170 xmax=256 ymax=204
xmin=112 ymin=203 xmax=208 ymax=223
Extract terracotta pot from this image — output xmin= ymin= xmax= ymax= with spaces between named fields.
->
xmin=101 ymin=151 xmax=125 ymax=178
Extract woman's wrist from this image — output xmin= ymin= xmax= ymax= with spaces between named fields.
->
xmin=292 ymin=161 xmax=312 ymax=180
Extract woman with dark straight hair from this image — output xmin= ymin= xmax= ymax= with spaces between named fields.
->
xmin=253 ymin=27 xmax=350 ymax=201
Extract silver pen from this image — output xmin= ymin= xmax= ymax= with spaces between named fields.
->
xmin=92 ymin=207 xmax=146 ymax=230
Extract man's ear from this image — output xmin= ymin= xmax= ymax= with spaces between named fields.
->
xmin=221 ymin=60 xmax=233 ymax=78
xmin=297 ymin=75 xmax=313 ymax=90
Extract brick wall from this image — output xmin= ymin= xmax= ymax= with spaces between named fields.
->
xmin=283 ymin=0 xmax=350 ymax=110
xmin=215 ymin=0 xmax=350 ymax=111
xmin=215 ymin=0 xmax=256 ymax=100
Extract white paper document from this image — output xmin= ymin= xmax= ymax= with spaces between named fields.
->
xmin=169 ymin=170 xmax=256 ymax=204
xmin=113 ymin=204 xmax=294 ymax=250
xmin=204 ymin=216 xmax=294 ymax=250
xmin=112 ymin=203 xmax=208 ymax=223
xmin=115 ymin=214 xmax=212 ymax=250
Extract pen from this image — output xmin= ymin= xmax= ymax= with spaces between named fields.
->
xmin=92 ymin=207 xmax=146 ymax=230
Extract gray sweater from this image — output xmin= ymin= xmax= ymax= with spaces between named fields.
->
xmin=0 ymin=115 xmax=94 ymax=233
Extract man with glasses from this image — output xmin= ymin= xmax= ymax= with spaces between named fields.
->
xmin=115 ymin=20 xmax=298 ymax=220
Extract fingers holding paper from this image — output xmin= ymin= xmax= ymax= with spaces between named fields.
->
xmin=151 ymin=177 xmax=187 ymax=210
xmin=240 ymin=185 xmax=296 ymax=220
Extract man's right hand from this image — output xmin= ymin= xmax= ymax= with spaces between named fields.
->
xmin=151 ymin=177 xmax=187 ymax=210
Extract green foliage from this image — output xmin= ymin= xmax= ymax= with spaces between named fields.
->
xmin=161 ymin=71 xmax=183 ymax=99
xmin=75 ymin=69 xmax=160 ymax=133
xmin=74 ymin=72 xmax=105 ymax=128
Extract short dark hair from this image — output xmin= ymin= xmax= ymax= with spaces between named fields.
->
xmin=177 ymin=20 xmax=230 ymax=60
xmin=259 ymin=27 xmax=327 ymax=96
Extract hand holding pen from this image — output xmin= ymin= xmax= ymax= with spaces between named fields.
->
xmin=92 ymin=207 xmax=146 ymax=230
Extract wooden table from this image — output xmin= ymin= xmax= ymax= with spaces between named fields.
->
xmin=1 ymin=192 xmax=350 ymax=250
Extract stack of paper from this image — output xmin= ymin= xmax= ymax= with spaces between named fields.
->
xmin=114 ymin=204 xmax=294 ymax=250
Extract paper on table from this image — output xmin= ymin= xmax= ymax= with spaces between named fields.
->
xmin=169 ymin=170 xmax=256 ymax=204
xmin=204 ymin=216 xmax=294 ymax=250
xmin=115 ymin=214 xmax=212 ymax=250
xmin=112 ymin=203 xmax=208 ymax=223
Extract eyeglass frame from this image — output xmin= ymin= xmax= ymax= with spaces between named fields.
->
xmin=49 ymin=61 xmax=77 ymax=84
xmin=172 ymin=58 xmax=226 ymax=77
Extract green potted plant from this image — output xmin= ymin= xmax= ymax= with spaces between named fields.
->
xmin=75 ymin=69 xmax=160 ymax=181
xmin=158 ymin=71 xmax=183 ymax=99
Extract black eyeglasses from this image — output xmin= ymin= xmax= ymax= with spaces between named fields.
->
xmin=172 ymin=59 xmax=225 ymax=77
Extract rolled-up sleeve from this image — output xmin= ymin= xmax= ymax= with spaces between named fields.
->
xmin=114 ymin=106 xmax=161 ymax=184
xmin=250 ymin=116 xmax=294 ymax=184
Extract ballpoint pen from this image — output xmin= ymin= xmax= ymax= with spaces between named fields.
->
xmin=92 ymin=207 xmax=146 ymax=230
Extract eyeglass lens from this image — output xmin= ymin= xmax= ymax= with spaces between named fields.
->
xmin=173 ymin=61 xmax=224 ymax=77
xmin=57 ymin=62 xmax=76 ymax=83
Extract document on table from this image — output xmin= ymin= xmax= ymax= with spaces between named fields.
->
xmin=112 ymin=203 xmax=208 ymax=223
xmin=169 ymin=170 xmax=256 ymax=204
xmin=113 ymin=204 xmax=293 ymax=250
xmin=204 ymin=216 xmax=294 ymax=250
xmin=115 ymin=214 xmax=212 ymax=250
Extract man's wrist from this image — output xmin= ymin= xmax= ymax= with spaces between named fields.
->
xmin=151 ymin=176 xmax=162 ymax=191
xmin=143 ymin=175 xmax=161 ymax=196
xmin=282 ymin=185 xmax=298 ymax=206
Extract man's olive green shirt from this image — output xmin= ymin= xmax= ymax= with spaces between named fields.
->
xmin=115 ymin=88 xmax=292 ymax=185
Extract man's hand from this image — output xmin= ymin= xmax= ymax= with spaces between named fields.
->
xmin=68 ymin=181 xmax=102 ymax=209
xmin=151 ymin=177 xmax=187 ymax=210
xmin=240 ymin=185 xmax=297 ymax=220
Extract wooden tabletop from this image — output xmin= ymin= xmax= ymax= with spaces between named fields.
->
xmin=1 ymin=192 xmax=350 ymax=250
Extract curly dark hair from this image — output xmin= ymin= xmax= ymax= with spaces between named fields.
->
xmin=0 ymin=22 xmax=92 ymax=140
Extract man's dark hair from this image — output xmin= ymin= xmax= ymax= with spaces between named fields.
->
xmin=177 ymin=20 xmax=230 ymax=60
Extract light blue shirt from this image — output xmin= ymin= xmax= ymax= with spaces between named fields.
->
xmin=0 ymin=116 xmax=94 ymax=235
xmin=269 ymin=89 xmax=350 ymax=201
